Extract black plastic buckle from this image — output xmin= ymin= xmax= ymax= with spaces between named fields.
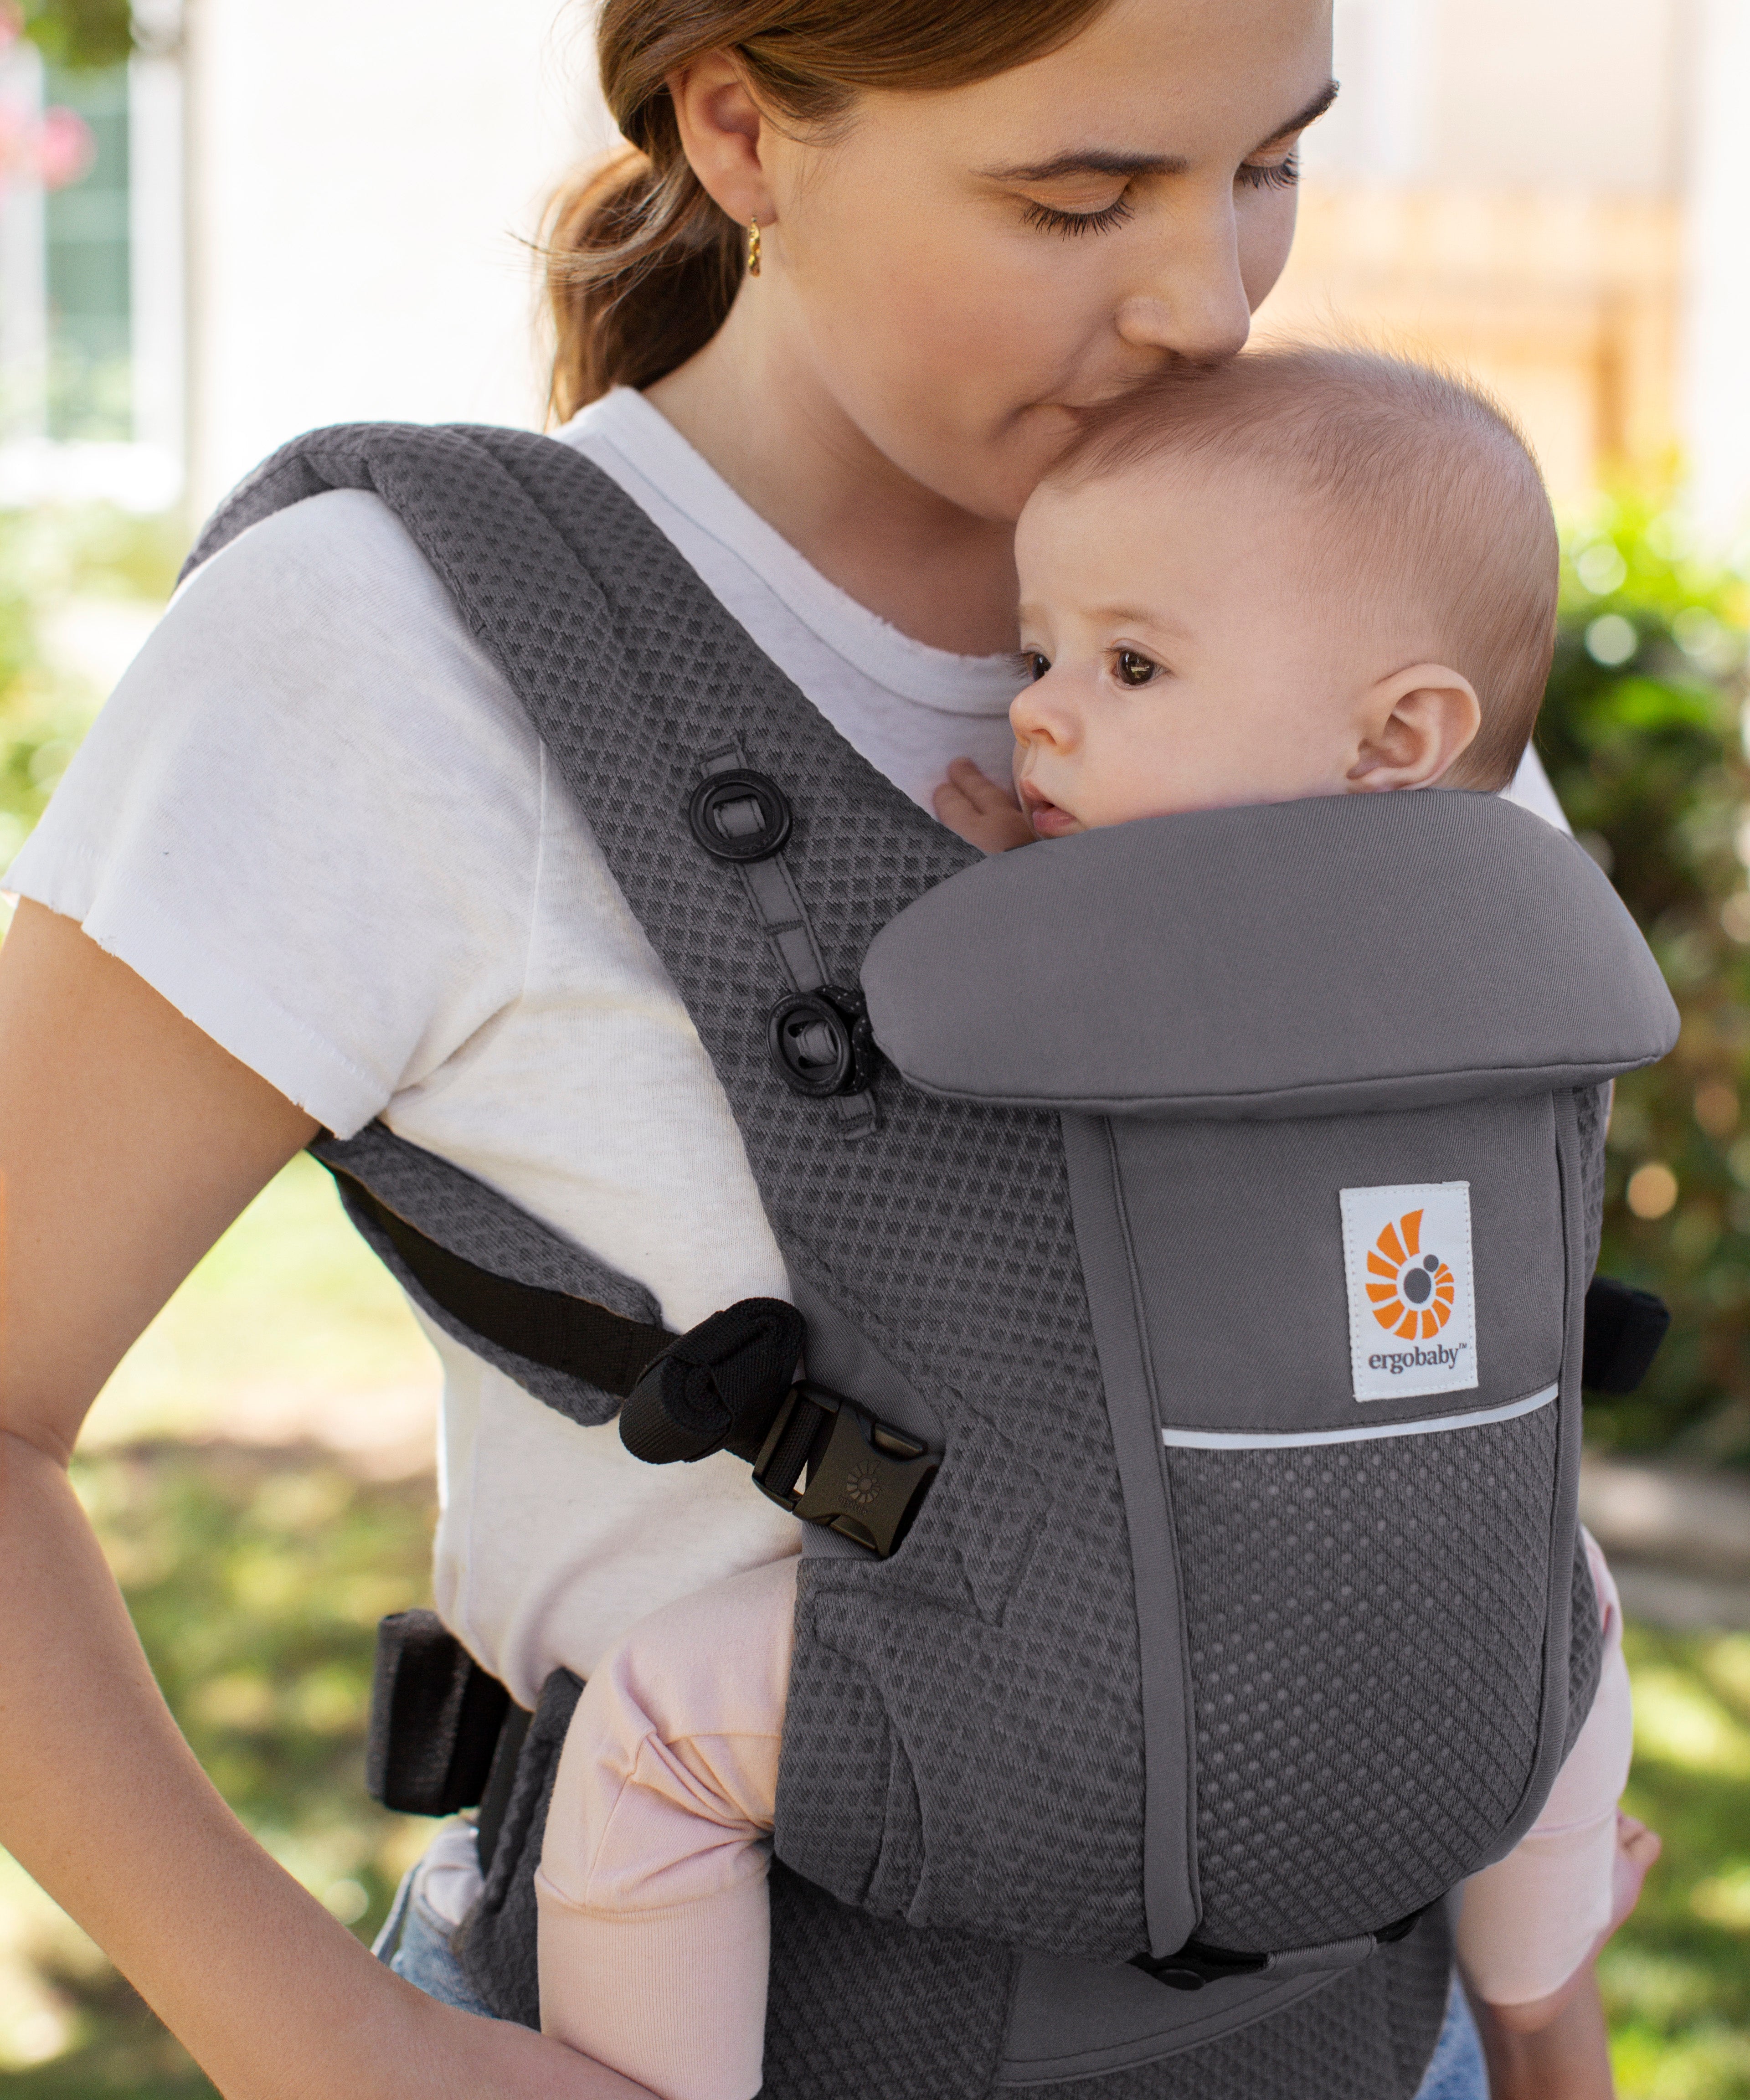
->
xmin=768 ymin=985 xmax=880 ymax=1099
xmin=688 ymin=769 xmax=793 ymax=863
xmin=1133 ymin=1941 xmax=1269 ymax=1992
xmin=751 ymin=1380 xmax=937 ymax=1557
xmin=1133 ymin=1899 xmax=1438 ymax=1992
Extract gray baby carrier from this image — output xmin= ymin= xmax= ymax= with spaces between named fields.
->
xmin=186 ymin=423 xmax=1678 ymax=2100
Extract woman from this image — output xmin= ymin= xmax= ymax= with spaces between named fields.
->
xmin=0 ymin=1 xmax=1606 ymax=2095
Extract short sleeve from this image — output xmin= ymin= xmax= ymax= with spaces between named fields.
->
xmin=5 ymin=489 xmax=546 ymax=1136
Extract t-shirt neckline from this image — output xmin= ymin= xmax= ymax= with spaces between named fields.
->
xmin=559 ymin=387 xmax=1022 ymax=719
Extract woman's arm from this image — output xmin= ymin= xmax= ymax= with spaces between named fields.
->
xmin=0 ymin=900 xmax=650 ymax=2100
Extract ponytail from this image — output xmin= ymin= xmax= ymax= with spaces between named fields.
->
xmin=544 ymin=0 xmax=1115 ymax=422
xmin=545 ymin=147 xmax=741 ymax=421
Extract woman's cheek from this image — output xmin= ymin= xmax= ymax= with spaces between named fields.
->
xmin=1238 ymin=191 xmax=1300 ymax=314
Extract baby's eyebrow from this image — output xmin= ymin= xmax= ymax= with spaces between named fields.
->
xmin=1091 ymin=603 xmax=1194 ymax=642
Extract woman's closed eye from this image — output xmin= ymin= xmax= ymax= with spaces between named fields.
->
xmin=1237 ymin=152 xmax=1300 ymax=194
xmin=1021 ymin=191 xmax=1135 ymax=239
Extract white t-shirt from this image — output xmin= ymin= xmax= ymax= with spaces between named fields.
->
xmin=5 ymin=387 xmax=1568 ymax=1704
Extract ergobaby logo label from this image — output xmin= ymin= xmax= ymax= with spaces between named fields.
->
xmin=1340 ymin=1182 xmax=1479 ymax=1403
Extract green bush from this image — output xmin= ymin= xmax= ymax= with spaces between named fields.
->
xmin=1536 ymin=498 xmax=1750 ymax=1465
xmin=0 ymin=505 xmax=181 ymax=878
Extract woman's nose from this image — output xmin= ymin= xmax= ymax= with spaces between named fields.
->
xmin=1114 ymin=196 xmax=1251 ymax=365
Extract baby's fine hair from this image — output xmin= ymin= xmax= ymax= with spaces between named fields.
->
xmin=1051 ymin=347 xmax=1560 ymax=791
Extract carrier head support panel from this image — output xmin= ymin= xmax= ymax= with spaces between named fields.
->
xmin=858 ymin=786 xmax=1675 ymax=1990
xmin=184 ymin=424 xmax=1677 ymax=2100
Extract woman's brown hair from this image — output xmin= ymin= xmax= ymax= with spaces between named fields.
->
xmin=546 ymin=0 xmax=1115 ymax=420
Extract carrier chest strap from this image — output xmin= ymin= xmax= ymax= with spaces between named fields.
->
xmin=324 ymin=1149 xmax=1671 ymax=1420
xmin=318 ymin=1163 xmax=937 ymax=1557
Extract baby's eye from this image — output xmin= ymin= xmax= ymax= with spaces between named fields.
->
xmin=1023 ymin=651 xmax=1051 ymax=682
xmin=1113 ymin=648 xmax=1160 ymax=687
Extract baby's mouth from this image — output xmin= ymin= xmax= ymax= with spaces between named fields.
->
xmin=1018 ymin=778 xmax=1080 ymax=839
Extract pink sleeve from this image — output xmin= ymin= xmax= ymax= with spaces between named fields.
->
xmin=536 ymin=1555 xmax=798 ymax=2100
xmin=1455 ymin=1530 xmax=1632 ymax=2005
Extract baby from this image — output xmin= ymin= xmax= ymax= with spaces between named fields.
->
xmin=533 ymin=350 xmax=1656 ymax=2100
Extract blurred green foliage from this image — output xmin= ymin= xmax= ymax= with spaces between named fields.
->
xmin=16 ymin=0 xmax=135 ymax=71
xmin=0 ymin=504 xmax=181 ymax=876
xmin=1537 ymin=499 xmax=1750 ymax=1466
xmin=4 ymin=1443 xmax=436 ymax=2098
xmin=1609 ymin=1624 xmax=1750 ymax=2098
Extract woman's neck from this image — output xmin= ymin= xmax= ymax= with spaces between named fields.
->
xmin=644 ymin=308 xmax=1022 ymax=659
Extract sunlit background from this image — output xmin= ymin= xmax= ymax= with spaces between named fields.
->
xmin=2 ymin=1 xmax=1749 ymax=2093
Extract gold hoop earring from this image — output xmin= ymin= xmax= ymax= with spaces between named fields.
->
xmin=747 ymin=219 xmax=762 ymax=277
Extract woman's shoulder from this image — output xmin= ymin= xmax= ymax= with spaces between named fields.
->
xmin=6 ymin=485 xmax=559 ymax=1138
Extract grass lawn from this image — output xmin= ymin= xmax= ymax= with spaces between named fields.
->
xmin=0 ymin=1157 xmax=1745 ymax=2095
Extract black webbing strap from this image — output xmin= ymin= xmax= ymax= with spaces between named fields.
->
xmin=323 ymin=1168 xmax=673 ymax=1397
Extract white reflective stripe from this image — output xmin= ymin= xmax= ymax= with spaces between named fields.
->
xmin=1160 ymin=1383 xmax=1559 ymax=1451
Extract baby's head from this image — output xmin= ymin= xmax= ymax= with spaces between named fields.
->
xmin=1009 ymin=347 xmax=1558 ymax=838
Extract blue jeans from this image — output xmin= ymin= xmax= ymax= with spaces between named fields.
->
xmin=378 ymin=1841 xmax=1488 ymax=2096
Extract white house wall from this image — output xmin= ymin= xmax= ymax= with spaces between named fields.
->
xmin=185 ymin=0 xmax=612 ymax=513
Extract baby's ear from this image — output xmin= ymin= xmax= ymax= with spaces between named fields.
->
xmin=1347 ymin=664 xmax=1482 ymax=793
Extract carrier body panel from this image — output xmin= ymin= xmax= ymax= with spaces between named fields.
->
xmin=183 ymin=424 xmax=1677 ymax=2098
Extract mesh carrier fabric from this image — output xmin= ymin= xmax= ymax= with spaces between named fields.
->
xmin=179 ymin=423 xmax=1611 ymax=2096
xmin=455 ymin=1668 xmax=582 ymax=2025
xmin=1166 ymin=1408 xmax=1557 ymax=1948
xmin=186 ymin=421 xmax=1148 ymax=1964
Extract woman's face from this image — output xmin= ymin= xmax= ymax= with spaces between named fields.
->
xmin=754 ymin=0 xmax=1334 ymax=523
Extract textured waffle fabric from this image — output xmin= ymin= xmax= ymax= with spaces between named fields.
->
xmin=183 ymin=424 xmax=1619 ymax=2097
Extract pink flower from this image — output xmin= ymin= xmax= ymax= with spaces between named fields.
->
xmin=36 ymin=105 xmax=94 ymax=189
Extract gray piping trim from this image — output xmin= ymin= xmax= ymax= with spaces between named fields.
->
xmin=1060 ymin=1113 xmax=1199 ymax=1960
xmin=1159 ymin=1383 xmax=1558 ymax=1450
xmin=699 ymin=745 xmax=876 ymax=1140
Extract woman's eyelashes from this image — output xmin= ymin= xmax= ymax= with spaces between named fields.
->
xmin=1021 ymin=192 xmax=1135 ymax=239
xmin=1237 ymin=153 xmax=1300 ymax=193
xmin=1022 ymin=150 xmax=1299 ymax=237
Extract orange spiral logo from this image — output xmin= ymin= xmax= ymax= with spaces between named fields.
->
xmin=1366 ymin=1210 xmax=1457 ymax=1340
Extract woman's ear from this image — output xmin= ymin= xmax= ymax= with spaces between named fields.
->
xmin=666 ymin=52 xmax=775 ymax=228
xmin=1346 ymin=664 xmax=1482 ymax=793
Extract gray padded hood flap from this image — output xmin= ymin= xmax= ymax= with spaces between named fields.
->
xmin=862 ymin=789 xmax=1678 ymax=1117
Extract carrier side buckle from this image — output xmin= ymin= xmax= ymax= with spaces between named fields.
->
xmin=751 ymin=1381 xmax=937 ymax=1558
xmin=1135 ymin=1899 xmax=1438 ymax=1992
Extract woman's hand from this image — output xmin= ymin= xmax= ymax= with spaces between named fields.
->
xmin=933 ymin=757 xmax=1036 ymax=854
xmin=1467 ymin=1812 xmax=1661 ymax=2100
xmin=0 ymin=901 xmax=646 ymax=2100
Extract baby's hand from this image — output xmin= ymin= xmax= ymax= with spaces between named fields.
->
xmin=1605 ymin=1812 xmax=1661 ymax=1941
xmin=934 ymin=758 xmax=1036 ymax=854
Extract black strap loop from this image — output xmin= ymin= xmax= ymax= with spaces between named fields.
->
xmin=618 ymin=1299 xmax=806 ymax=1464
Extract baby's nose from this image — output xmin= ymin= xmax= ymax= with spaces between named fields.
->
xmin=1009 ymin=677 xmax=1078 ymax=751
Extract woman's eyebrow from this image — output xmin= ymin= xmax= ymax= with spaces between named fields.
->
xmin=978 ymin=147 xmax=1185 ymax=184
xmin=978 ymin=80 xmax=1340 ymax=187
xmin=1256 ymin=79 xmax=1341 ymax=149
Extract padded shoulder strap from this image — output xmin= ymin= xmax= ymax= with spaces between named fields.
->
xmin=862 ymin=790 xmax=1678 ymax=1117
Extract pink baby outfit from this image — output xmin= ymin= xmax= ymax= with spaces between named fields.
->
xmin=536 ymin=1538 xmax=1632 ymax=2100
